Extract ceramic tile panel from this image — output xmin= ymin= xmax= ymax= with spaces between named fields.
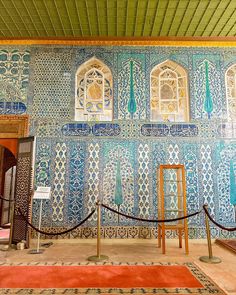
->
xmin=0 ymin=45 xmax=235 ymax=239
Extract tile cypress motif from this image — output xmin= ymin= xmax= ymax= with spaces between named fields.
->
xmin=102 ymin=143 xmax=135 ymax=225
xmin=192 ymin=56 xmax=223 ymax=120
xmin=118 ymin=56 xmax=146 ymax=119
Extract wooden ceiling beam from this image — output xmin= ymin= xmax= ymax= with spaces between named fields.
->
xmin=133 ymin=0 xmax=140 ymax=36
xmin=11 ymin=0 xmax=32 ymax=37
xmin=200 ymin=0 xmax=222 ymax=37
xmin=53 ymin=0 xmax=66 ymax=36
xmin=0 ymin=13 xmax=12 ymax=37
xmin=142 ymin=0 xmax=150 ymax=36
xmin=184 ymin=0 xmax=201 ymax=36
xmin=22 ymin=0 xmax=40 ymax=37
xmin=85 ymin=0 xmax=92 ymax=36
xmin=176 ymin=0 xmax=191 ymax=36
xmin=218 ymin=8 xmax=236 ymax=36
xmin=0 ymin=0 xmax=22 ymax=37
xmin=167 ymin=0 xmax=181 ymax=36
xmin=159 ymin=0 xmax=171 ymax=36
xmin=125 ymin=0 xmax=129 ymax=36
xmin=106 ymin=0 xmax=109 ymax=36
xmin=42 ymin=0 xmax=57 ymax=36
xmin=150 ymin=0 xmax=160 ymax=36
xmin=226 ymin=18 xmax=236 ymax=36
xmin=74 ymin=0 xmax=84 ymax=36
xmin=192 ymin=1 xmax=212 ymax=36
xmin=64 ymin=0 xmax=74 ymax=37
xmin=209 ymin=0 xmax=231 ymax=36
xmin=96 ymin=0 xmax=101 ymax=36
xmin=32 ymin=0 xmax=49 ymax=36
xmin=116 ymin=0 xmax=118 ymax=37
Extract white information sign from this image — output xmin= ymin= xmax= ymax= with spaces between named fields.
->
xmin=33 ymin=186 xmax=51 ymax=200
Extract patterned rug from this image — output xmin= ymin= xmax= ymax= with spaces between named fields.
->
xmin=0 ymin=262 xmax=226 ymax=295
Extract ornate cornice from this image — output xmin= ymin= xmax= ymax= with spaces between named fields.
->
xmin=0 ymin=115 xmax=29 ymax=138
xmin=0 ymin=37 xmax=236 ymax=47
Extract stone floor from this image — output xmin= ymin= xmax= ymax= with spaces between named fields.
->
xmin=0 ymin=238 xmax=235 ymax=294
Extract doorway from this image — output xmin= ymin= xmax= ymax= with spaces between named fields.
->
xmin=0 ymin=145 xmax=17 ymax=243
xmin=0 ymin=115 xmax=31 ymax=246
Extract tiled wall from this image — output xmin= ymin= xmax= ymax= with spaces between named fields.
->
xmin=0 ymin=45 xmax=236 ymax=239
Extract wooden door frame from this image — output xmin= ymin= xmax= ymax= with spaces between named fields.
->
xmin=0 ymin=115 xmax=29 ymax=140
xmin=0 ymin=114 xmax=29 ymax=238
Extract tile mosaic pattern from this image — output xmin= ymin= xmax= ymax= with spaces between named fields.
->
xmin=138 ymin=143 xmax=151 ymax=218
xmin=68 ymin=142 xmax=85 ymax=224
xmin=51 ymin=143 xmax=67 ymax=223
xmin=30 ymin=48 xmax=72 ymax=119
xmin=183 ymin=144 xmax=201 ymax=226
xmin=217 ymin=143 xmax=236 ymax=225
xmin=85 ymin=143 xmax=100 ymax=224
xmin=1 ymin=46 xmax=236 ymax=239
xmin=0 ymin=48 xmax=30 ymax=104
xmin=31 ymin=225 xmax=236 ymax=240
xmin=200 ymin=144 xmax=215 ymax=217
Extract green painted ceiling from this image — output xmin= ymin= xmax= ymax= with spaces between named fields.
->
xmin=0 ymin=0 xmax=235 ymax=38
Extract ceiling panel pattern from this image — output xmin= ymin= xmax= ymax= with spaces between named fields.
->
xmin=0 ymin=0 xmax=235 ymax=38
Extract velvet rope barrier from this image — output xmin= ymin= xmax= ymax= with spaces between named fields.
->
xmin=18 ymin=207 xmax=96 ymax=236
xmin=203 ymin=205 xmax=236 ymax=232
xmin=102 ymin=203 xmax=201 ymax=223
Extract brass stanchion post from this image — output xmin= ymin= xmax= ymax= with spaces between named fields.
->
xmin=8 ymin=201 xmax=14 ymax=248
xmin=199 ymin=205 xmax=221 ymax=264
xmin=88 ymin=201 xmax=109 ymax=262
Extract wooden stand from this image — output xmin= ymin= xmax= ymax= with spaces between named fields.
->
xmin=157 ymin=164 xmax=189 ymax=254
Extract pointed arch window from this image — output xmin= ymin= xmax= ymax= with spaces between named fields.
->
xmin=75 ymin=58 xmax=113 ymax=121
xmin=226 ymin=64 xmax=236 ymax=121
xmin=150 ymin=60 xmax=189 ymax=122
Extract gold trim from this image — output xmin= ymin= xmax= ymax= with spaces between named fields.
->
xmin=0 ymin=37 xmax=236 ymax=47
xmin=0 ymin=115 xmax=29 ymax=138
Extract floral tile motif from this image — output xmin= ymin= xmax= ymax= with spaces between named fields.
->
xmin=1 ymin=46 xmax=236 ymax=238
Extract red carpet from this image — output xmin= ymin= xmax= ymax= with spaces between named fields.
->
xmin=0 ymin=265 xmax=202 ymax=288
xmin=0 ymin=263 xmax=226 ymax=294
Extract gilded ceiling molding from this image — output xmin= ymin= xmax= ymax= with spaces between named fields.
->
xmin=0 ymin=38 xmax=236 ymax=47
